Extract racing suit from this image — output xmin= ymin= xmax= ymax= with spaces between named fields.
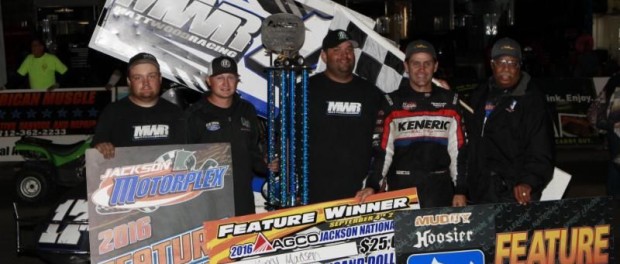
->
xmin=367 ymin=83 xmax=467 ymax=208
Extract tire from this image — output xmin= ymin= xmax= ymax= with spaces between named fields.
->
xmin=15 ymin=170 xmax=52 ymax=203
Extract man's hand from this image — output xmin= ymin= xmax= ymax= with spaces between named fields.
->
xmin=355 ymin=188 xmax=375 ymax=203
xmin=452 ymin=194 xmax=467 ymax=207
xmin=95 ymin=142 xmax=116 ymax=159
xmin=513 ymin=183 xmax=533 ymax=205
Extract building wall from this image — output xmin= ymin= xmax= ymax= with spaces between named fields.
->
xmin=0 ymin=2 xmax=5 ymax=86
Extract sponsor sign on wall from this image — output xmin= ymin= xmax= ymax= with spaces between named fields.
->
xmin=86 ymin=143 xmax=234 ymax=263
xmin=0 ymin=88 xmax=111 ymax=161
xmin=540 ymin=78 xmax=601 ymax=145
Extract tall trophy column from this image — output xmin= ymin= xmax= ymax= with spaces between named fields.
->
xmin=261 ymin=13 xmax=309 ymax=209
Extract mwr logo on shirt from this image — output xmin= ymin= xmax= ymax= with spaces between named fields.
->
xmin=133 ymin=124 xmax=170 ymax=140
xmin=326 ymin=101 xmax=362 ymax=116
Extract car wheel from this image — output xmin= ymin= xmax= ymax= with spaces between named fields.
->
xmin=16 ymin=170 xmax=52 ymax=203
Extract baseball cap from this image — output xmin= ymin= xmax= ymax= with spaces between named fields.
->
xmin=405 ymin=40 xmax=437 ymax=60
xmin=210 ymin=56 xmax=238 ymax=76
xmin=322 ymin=29 xmax=359 ymax=50
xmin=128 ymin=52 xmax=159 ymax=71
xmin=491 ymin=37 xmax=522 ymax=60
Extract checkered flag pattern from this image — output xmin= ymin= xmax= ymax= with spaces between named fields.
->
xmin=318 ymin=5 xmax=407 ymax=93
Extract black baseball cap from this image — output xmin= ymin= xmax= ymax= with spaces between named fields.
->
xmin=405 ymin=40 xmax=436 ymax=60
xmin=128 ymin=52 xmax=160 ymax=72
xmin=210 ymin=56 xmax=238 ymax=76
xmin=322 ymin=29 xmax=359 ymax=50
xmin=491 ymin=37 xmax=522 ymax=60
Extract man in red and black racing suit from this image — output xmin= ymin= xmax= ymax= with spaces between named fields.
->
xmin=357 ymin=40 xmax=467 ymax=208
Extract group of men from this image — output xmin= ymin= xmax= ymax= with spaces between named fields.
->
xmin=92 ymin=53 xmax=277 ymax=217
xmin=91 ymin=29 xmax=555 ymax=217
xmin=311 ymin=30 xmax=553 ymax=208
xmin=314 ymin=31 xmax=554 ymax=208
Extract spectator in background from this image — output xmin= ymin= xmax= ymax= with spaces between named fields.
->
xmin=573 ymin=32 xmax=600 ymax=77
xmin=16 ymin=38 xmax=68 ymax=91
xmin=465 ymin=37 xmax=554 ymax=205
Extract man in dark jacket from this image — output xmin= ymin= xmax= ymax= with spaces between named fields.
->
xmin=185 ymin=56 xmax=275 ymax=216
xmin=466 ymin=37 xmax=554 ymax=205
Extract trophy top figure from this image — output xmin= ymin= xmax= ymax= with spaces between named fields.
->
xmin=261 ymin=13 xmax=305 ymax=65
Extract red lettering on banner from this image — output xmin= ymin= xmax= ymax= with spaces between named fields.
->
xmin=0 ymin=93 xmax=41 ymax=106
xmin=70 ymin=120 xmax=97 ymax=129
xmin=19 ymin=121 xmax=51 ymax=130
xmin=0 ymin=122 xmax=17 ymax=130
xmin=52 ymin=121 xmax=69 ymax=129
xmin=42 ymin=91 xmax=97 ymax=105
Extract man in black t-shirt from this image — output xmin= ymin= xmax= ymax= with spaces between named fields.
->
xmin=92 ymin=53 xmax=185 ymax=159
xmin=307 ymin=30 xmax=383 ymax=204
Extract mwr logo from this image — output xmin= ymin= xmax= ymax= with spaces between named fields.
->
xmin=113 ymin=0 xmax=262 ymax=59
xmin=133 ymin=124 xmax=169 ymax=140
xmin=327 ymin=101 xmax=362 ymax=116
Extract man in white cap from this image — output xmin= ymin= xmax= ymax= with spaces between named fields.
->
xmin=307 ymin=29 xmax=383 ymax=204
xmin=466 ymin=37 xmax=554 ymax=205
xmin=92 ymin=52 xmax=185 ymax=159
xmin=356 ymin=39 xmax=468 ymax=208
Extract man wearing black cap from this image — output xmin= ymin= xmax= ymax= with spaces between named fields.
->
xmin=357 ymin=40 xmax=468 ymax=208
xmin=307 ymin=29 xmax=383 ymax=204
xmin=466 ymin=37 xmax=554 ymax=205
xmin=185 ymin=55 xmax=276 ymax=216
xmin=92 ymin=52 xmax=185 ymax=159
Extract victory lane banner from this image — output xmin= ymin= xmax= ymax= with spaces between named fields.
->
xmin=394 ymin=197 xmax=615 ymax=264
xmin=86 ymin=143 xmax=234 ymax=263
xmin=205 ymin=188 xmax=419 ymax=263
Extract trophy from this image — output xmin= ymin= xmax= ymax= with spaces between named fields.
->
xmin=261 ymin=13 xmax=309 ymax=209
